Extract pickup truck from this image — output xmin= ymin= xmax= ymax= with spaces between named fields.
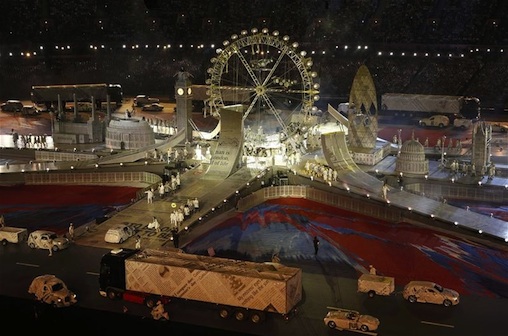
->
xmin=358 ymin=273 xmax=395 ymax=298
xmin=0 ymin=226 xmax=28 ymax=245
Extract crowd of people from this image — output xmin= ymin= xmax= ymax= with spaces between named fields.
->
xmin=0 ymin=0 xmax=506 ymax=110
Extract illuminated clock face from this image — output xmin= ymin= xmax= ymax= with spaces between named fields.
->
xmin=177 ymin=88 xmax=184 ymax=95
xmin=187 ymin=87 xmax=192 ymax=95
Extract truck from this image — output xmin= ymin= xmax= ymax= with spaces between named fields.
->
xmin=357 ymin=273 xmax=395 ymax=298
xmin=0 ymin=226 xmax=28 ymax=245
xmin=28 ymin=274 xmax=77 ymax=307
xmin=99 ymin=248 xmax=303 ymax=323
xmin=380 ymin=93 xmax=480 ymax=122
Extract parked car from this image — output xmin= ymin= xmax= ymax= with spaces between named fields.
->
xmin=324 ymin=308 xmax=380 ymax=332
xmin=27 ymin=230 xmax=70 ymax=252
xmin=104 ymin=224 xmax=136 ymax=244
xmin=1 ymin=99 xmax=23 ymax=112
xmin=28 ymin=274 xmax=77 ymax=307
xmin=142 ymin=103 xmax=164 ymax=112
xmin=403 ymin=280 xmax=459 ymax=307
xmin=490 ymin=122 xmax=508 ymax=133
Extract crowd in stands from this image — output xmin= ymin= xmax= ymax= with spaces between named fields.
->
xmin=0 ymin=0 xmax=506 ymax=110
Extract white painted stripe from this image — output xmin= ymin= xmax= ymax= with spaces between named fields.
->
xmin=86 ymin=271 xmax=99 ymax=276
xmin=421 ymin=320 xmax=455 ymax=328
xmin=16 ymin=262 xmax=39 ymax=267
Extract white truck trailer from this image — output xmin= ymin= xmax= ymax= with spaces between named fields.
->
xmin=0 ymin=226 xmax=28 ymax=245
xmin=99 ymin=248 xmax=303 ymax=323
xmin=357 ymin=273 xmax=395 ymax=298
xmin=380 ymin=93 xmax=480 ymax=121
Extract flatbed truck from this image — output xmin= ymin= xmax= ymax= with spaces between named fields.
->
xmin=0 ymin=226 xmax=28 ymax=245
xmin=357 ymin=273 xmax=395 ymax=298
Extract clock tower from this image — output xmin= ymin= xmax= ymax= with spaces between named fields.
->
xmin=174 ymin=68 xmax=193 ymax=142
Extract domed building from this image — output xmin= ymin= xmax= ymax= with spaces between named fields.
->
xmin=395 ymin=136 xmax=429 ymax=176
xmin=105 ymin=118 xmax=155 ymax=150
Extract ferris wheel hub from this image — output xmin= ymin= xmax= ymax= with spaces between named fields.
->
xmin=255 ymin=85 xmax=266 ymax=96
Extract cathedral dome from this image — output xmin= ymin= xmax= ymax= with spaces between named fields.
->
xmin=395 ymin=138 xmax=429 ymax=175
xmin=105 ymin=118 xmax=155 ymax=149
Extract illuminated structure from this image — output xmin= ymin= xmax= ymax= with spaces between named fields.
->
xmin=347 ymin=65 xmax=389 ymax=166
xmin=471 ymin=121 xmax=492 ymax=175
xmin=395 ymin=136 xmax=429 ymax=176
xmin=105 ymin=118 xmax=155 ymax=150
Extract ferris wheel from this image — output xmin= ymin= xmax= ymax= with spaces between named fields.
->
xmin=206 ymin=28 xmax=320 ymax=137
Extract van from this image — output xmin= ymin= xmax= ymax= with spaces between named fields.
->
xmin=1 ymin=100 xmax=23 ymax=112
xmin=402 ymin=280 xmax=459 ymax=307
xmin=418 ymin=115 xmax=450 ymax=128
xmin=104 ymin=224 xmax=136 ymax=244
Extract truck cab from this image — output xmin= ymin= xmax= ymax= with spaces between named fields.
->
xmin=99 ymin=248 xmax=137 ymax=299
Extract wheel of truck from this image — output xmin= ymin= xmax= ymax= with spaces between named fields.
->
xmin=249 ymin=311 xmax=265 ymax=324
xmin=368 ymin=290 xmax=376 ymax=298
xmin=52 ymin=245 xmax=59 ymax=252
xmin=443 ymin=299 xmax=452 ymax=307
xmin=1 ymin=239 xmax=7 ymax=246
xmin=408 ymin=295 xmax=417 ymax=303
xmin=234 ymin=309 xmax=247 ymax=321
xmin=29 ymin=242 xmax=36 ymax=248
xmin=438 ymin=123 xmax=445 ymax=128
xmin=327 ymin=321 xmax=337 ymax=329
xmin=419 ymin=122 xmax=426 ymax=127
xmin=360 ymin=325 xmax=369 ymax=332
xmin=107 ymin=289 xmax=119 ymax=300
xmin=219 ymin=307 xmax=231 ymax=319
xmin=144 ymin=296 xmax=157 ymax=308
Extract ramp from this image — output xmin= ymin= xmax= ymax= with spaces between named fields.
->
xmin=203 ymin=105 xmax=244 ymax=180
xmin=321 ymin=132 xmax=383 ymax=193
xmin=327 ymin=104 xmax=349 ymax=128
xmin=192 ymin=119 xmax=221 ymax=140
xmin=321 ymin=132 xmax=358 ymax=172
